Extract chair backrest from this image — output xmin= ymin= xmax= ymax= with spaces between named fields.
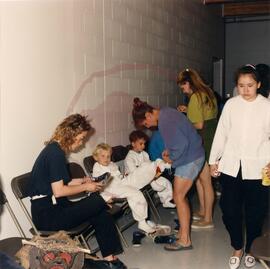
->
xmin=11 ymin=172 xmax=31 ymax=200
xmin=0 ymin=187 xmax=26 ymax=237
xmin=83 ymin=156 xmax=96 ymax=175
xmin=11 ymin=173 xmax=40 ymax=235
xmin=111 ymin=145 xmax=129 ymax=162
xmin=0 ymin=188 xmax=7 ymax=205
xmin=68 ymin=162 xmax=87 ymax=178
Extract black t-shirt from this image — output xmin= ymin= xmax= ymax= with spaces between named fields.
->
xmin=28 ymin=142 xmax=71 ymax=197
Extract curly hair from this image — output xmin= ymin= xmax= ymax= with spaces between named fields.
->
xmin=92 ymin=143 xmax=112 ymax=160
xmin=129 ymin=130 xmax=149 ymax=143
xmin=177 ymin=68 xmax=216 ymax=110
xmin=46 ymin=114 xmax=92 ymax=152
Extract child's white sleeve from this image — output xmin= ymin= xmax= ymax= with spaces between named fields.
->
xmin=143 ymin=151 xmax=151 ymax=162
xmin=124 ymin=153 xmax=137 ymax=174
xmin=93 ymin=163 xmax=107 ymax=177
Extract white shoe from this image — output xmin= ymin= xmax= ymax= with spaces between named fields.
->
xmin=229 ymin=256 xmax=241 ymax=269
xmin=155 ymin=159 xmax=171 ymax=172
xmin=162 ymin=201 xmax=176 ymax=208
xmin=146 ymin=220 xmax=172 ymax=235
xmin=138 ymin=221 xmax=156 ymax=234
xmin=151 ymin=180 xmax=166 ymax=192
xmin=244 ymin=255 xmax=256 ymax=268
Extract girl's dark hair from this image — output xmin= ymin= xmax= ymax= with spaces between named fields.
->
xmin=46 ymin=113 xmax=92 ymax=152
xmin=132 ymin=98 xmax=154 ymax=129
xmin=234 ymin=64 xmax=261 ymax=84
xmin=129 ymin=130 xmax=149 ymax=143
xmin=256 ymin=63 xmax=270 ymax=97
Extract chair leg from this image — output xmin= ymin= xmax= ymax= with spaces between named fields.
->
xmin=76 ymin=234 xmax=92 ymax=253
xmin=115 ymin=224 xmax=129 ymax=248
xmin=259 ymin=259 xmax=270 ymax=269
xmin=144 ymin=191 xmax=161 ymax=221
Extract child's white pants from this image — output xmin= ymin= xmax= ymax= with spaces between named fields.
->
xmin=151 ymin=176 xmax=173 ymax=204
xmin=101 ymin=183 xmax=147 ymax=222
xmin=122 ymin=162 xmax=173 ymax=205
xmin=122 ymin=162 xmax=157 ymax=189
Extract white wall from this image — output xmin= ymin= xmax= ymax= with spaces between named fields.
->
xmin=0 ymin=0 xmax=223 ymax=239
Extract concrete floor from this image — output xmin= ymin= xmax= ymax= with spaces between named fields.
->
xmin=118 ymin=198 xmax=265 ymax=269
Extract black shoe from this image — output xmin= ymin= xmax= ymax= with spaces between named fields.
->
xmin=132 ymin=231 xmax=146 ymax=247
xmin=108 ymin=259 xmax=127 ymax=269
xmin=154 ymin=235 xmax=176 ymax=244
xmin=174 ymin=218 xmax=180 ymax=232
xmin=83 ymin=258 xmax=111 ymax=269
xmin=83 ymin=258 xmax=127 ymax=269
xmin=92 ymin=172 xmax=113 ymax=186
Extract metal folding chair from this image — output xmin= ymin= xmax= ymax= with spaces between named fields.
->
xmin=11 ymin=173 xmax=93 ymax=251
xmin=0 ymin=188 xmax=25 ymax=258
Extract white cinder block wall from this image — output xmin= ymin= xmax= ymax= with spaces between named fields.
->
xmin=0 ymin=0 xmax=224 ymax=239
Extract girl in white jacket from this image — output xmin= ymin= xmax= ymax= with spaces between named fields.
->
xmin=209 ymin=65 xmax=270 ymax=269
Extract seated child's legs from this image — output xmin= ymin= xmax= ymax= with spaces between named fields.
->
xmin=123 ymin=162 xmax=157 ymax=189
xmin=105 ymin=184 xmax=155 ymax=233
xmin=151 ymin=177 xmax=175 ymax=208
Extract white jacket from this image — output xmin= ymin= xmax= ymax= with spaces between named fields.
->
xmin=124 ymin=150 xmax=151 ymax=174
xmin=209 ymin=95 xmax=270 ymax=179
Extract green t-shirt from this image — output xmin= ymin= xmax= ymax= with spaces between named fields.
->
xmin=187 ymin=92 xmax=217 ymax=123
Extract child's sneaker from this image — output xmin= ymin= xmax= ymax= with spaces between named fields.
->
xmin=138 ymin=220 xmax=156 ymax=234
xmin=162 ymin=201 xmax=176 ymax=208
xmin=92 ymin=172 xmax=113 ymax=186
xmin=155 ymin=159 xmax=171 ymax=173
xmin=132 ymin=231 xmax=146 ymax=247
xmin=154 ymin=234 xmax=176 ymax=244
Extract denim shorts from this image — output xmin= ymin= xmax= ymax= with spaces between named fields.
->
xmin=174 ymin=156 xmax=205 ymax=181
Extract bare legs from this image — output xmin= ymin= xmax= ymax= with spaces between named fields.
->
xmin=195 ymin=162 xmax=214 ymax=223
xmin=173 ymin=177 xmax=193 ymax=246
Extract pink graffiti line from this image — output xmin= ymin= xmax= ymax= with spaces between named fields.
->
xmin=66 ymin=63 xmax=176 ymax=115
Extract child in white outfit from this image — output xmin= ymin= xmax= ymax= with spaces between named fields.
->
xmin=92 ymin=143 xmax=167 ymax=234
xmin=124 ymin=130 xmax=175 ymax=208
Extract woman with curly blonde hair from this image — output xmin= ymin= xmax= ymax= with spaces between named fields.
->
xmin=28 ymin=114 xmax=127 ymax=269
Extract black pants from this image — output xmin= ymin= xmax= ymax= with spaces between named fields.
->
xmin=219 ymin=170 xmax=268 ymax=253
xmin=31 ymin=193 xmax=123 ymax=257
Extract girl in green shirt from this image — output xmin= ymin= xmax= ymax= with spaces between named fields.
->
xmin=177 ymin=68 xmax=217 ymax=229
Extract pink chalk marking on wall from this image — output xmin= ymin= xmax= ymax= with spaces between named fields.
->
xmin=66 ymin=63 xmax=176 ymax=145
xmin=66 ymin=63 xmax=176 ymax=115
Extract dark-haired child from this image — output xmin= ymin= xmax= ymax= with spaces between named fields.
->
xmin=125 ymin=130 xmax=175 ymax=208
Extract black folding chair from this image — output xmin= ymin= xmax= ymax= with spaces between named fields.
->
xmin=0 ymin=188 xmax=25 ymax=258
xmin=11 ymin=173 xmax=93 ymax=251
